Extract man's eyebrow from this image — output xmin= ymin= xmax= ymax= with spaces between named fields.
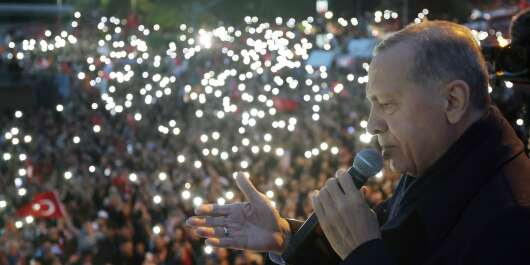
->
xmin=367 ymin=92 xmax=394 ymax=102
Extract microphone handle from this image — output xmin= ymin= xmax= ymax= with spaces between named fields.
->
xmin=281 ymin=167 xmax=367 ymax=263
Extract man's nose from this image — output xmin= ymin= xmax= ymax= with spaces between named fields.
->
xmin=367 ymin=110 xmax=387 ymax=135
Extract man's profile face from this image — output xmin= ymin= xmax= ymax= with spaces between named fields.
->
xmin=366 ymin=42 xmax=449 ymax=176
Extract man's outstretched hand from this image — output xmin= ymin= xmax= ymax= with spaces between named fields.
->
xmin=186 ymin=172 xmax=291 ymax=254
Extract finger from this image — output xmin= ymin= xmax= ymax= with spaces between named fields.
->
xmin=324 ymin=178 xmax=345 ymax=205
xmin=337 ymin=169 xmax=357 ymax=196
xmin=195 ymin=227 xmax=226 ymax=238
xmin=205 ymin=216 xmax=228 ymax=227
xmin=185 ymin=216 xmax=203 ymax=227
xmin=323 ymin=185 xmax=359 ymax=244
xmin=206 ymin=237 xmax=245 ymax=250
xmin=186 ymin=216 xmax=227 ymax=227
xmin=319 ymin=188 xmax=348 ymax=237
xmin=195 ymin=203 xmax=235 ymax=216
xmin=311 ymin=192 xmax=341 ymax=245
xmin=318 ymin=188 xmax=338 ymax=216
xmin=311 ymin=190 xmax=325 ymax=217
xmin=340 ymin=179 xmax=363 ymax=201
xmin=235 ymin=172 xmax=261 ymax=203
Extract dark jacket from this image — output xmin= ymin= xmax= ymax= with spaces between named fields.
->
xmin=284 ymin=106 xmax=530 ymax=265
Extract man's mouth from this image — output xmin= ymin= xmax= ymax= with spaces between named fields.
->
xmin=381 ymin=145 xmax=395 ymax=158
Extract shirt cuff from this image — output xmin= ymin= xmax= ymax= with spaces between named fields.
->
xmin=268 ymin=252 xmax=287 ymax=265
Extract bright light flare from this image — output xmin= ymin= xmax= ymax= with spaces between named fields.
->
xmin=199 ymin=32 xmax=213 ymax=48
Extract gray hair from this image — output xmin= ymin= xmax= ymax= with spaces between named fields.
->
xmin=374 ymin=20 xmax=491 ymax=110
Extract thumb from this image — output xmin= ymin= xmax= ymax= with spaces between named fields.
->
xmin=235 ymin=172 xmax=261 ymax=203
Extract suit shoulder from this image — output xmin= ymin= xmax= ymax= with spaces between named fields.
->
xmin=501 ymin=151 xmax=530 ymax=207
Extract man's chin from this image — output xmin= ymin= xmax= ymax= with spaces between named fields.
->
xmin=389 ymin=160 xmax=397 ymax=172
xmin=389 ymin=159 xmax=407 ymax=175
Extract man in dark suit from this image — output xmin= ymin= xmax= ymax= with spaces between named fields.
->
xmin=186 ymin=20 xmax=530 ymax=265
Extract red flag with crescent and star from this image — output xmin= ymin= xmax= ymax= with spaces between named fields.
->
xmin=16 ymin=192 xmax=65 ymax=219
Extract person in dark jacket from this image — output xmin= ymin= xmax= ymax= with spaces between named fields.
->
xmin=186 ymin=20 xmax=530 ymax=265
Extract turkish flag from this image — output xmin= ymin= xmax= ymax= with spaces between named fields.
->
xmin=273 ymin=97 xmax=300 ymax=112
xmin=16 ymin=192 xmax=65 ymax=219
xmin=520 ymin=0 xmax=529 ymax=9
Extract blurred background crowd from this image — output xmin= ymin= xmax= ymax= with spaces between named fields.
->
xmin=0 ymin=0 xmax=528 ymax=264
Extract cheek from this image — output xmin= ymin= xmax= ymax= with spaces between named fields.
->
xmin=386 ymin=116 xmax=420 ymax=169
xmin=388 ymin=103 xmax=444 ymax=173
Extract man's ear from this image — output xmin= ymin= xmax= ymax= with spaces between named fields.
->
xmin=442 ymin=80 xmax=471 ymax=124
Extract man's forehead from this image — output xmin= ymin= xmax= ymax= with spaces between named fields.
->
xmin=366 ymin=68 xmax=401 ymax=100
xmin=367 ymin=44 xmax=415 ymax=98
xmin=371 ymin=44 xmax=415 ymax=73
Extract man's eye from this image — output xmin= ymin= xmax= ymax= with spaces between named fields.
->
xmin=380 ymin=103 xmax=396 ymax=112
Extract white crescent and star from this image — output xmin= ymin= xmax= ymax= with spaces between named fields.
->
xmin=37 ymin=199 xmax=56 ymax=216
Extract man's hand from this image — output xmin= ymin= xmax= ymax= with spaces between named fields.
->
xmin=311 ymin=169 xmax=381 ymax=260
xmin=186 ymin=172 xmax=291 ymax=253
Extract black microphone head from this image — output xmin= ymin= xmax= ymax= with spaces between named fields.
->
xmin=353 ymin=149 xmax=383 ymax=177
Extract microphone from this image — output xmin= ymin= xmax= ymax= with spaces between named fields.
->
xmin=281 ymin=149 xmax=383 ymax=264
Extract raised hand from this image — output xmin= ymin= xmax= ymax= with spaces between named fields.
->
xmin=186 ymin=172 xmax=291 ymax=253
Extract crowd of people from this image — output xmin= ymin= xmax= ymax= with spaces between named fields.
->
xmin=0 ymin=6 xmax=527 ymax=265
